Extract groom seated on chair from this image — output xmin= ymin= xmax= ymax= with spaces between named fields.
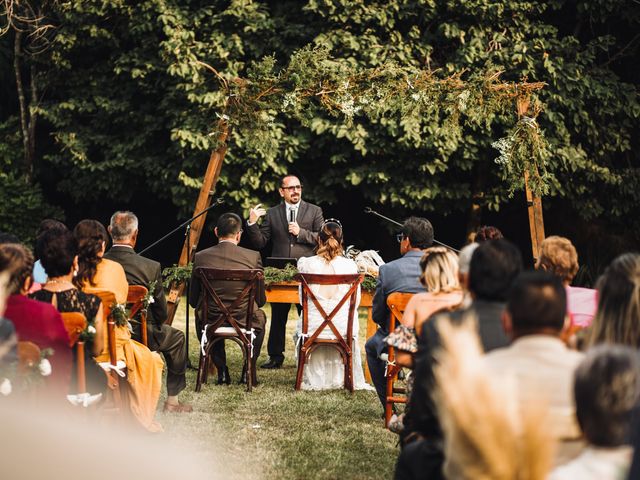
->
xmin=189 ymin=212 xmax=266 ymax=385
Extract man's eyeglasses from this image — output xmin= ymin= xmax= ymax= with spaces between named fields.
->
xmin=396 ymin=233 xmax=406 ymax=243
xmin=281 ymin=185 xmax=302 ymax=192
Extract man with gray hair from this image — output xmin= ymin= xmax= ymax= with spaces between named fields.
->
xmin=105 ymin=211 xmax=191 ymax=413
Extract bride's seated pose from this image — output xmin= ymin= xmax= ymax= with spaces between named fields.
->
xmin=295 ymin=219 xmax=372 ymax=391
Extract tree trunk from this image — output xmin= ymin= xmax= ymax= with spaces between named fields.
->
xmin=28 ymin=63 xmax=37 ymax=177
xmin=465 ymin=166 xmax=486 ymax=243
xmin=13 ymin=30 xmax=33 ymax=182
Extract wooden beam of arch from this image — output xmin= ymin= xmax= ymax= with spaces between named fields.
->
xmin=165 ymin=119 xmax=229 ymax=325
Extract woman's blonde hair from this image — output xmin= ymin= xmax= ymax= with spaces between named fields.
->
xmin=535 ymin=236 xmax=579 ymax=284
xmin=589 ymin=253 xmax=640 ymax=348
xmin=419 ymin=247 xmax=460 ymax=293
xmin=316 ymin=220 xmax=343 ymax=262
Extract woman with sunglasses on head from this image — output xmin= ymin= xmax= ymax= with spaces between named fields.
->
xmin=385 ymin=247 xmax=464 ymax=368
xmin=295 ymin=219 xmax=372 ymax=390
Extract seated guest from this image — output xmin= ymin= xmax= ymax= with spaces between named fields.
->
xmin=384 ymin=246 xmax=463 ymax=432
xmin=32 ymin=219 xmax=68 ymax=285
xmin=456 ymin=242 xmax=479 ymax=309
xmin=474 ymin=225 xmax=504 ymax=242
xmin=432 ymin=316 xmax=554 ymax=480
xmin=550 ymin=345 xmax=639 ymax=480
xmin=484 ymin=271 xmax=585 ymax=465
xmin=73 ymin=219 xmax=128 ymax=303
xmin=296 ymin=219 xmax=370 ymax=390
xmin=588 ymin=253 xmax=640 ymax=348
xmin=105 ymin=211 xmax=191 ymax=413
xmin=74 ymin=219 xmax=164 ymax=431
xmin=366 ymin=217 xmax=433 ymax=410
xmin=30 ymin=229 xmax=106 ymax=395
xmin=189 ymin=213 xmax=266 ymax=386
xmin=536 ymin=235 xmax=597 ymax=328
xmin=387 ymin=247 xmax=464 ymax=367
xmin=0 ymin=243 xmax=72 ymax=399
xmin=397 ymin=239 xmax=522 ymax=480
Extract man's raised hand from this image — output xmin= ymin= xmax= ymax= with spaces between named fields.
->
xmin=249 ymin=204 xmax=267 ymax=224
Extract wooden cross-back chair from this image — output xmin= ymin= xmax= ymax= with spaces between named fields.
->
xmin=295 ymin=273 xmax=363 ymax=392
xmin=127 ymin=285 xmax=149 ymax=347
xmin=384 ymin=292 xmax=415 ymax=428
xmin=195 ymin=267 xmax=264 ymax=393
xmin=60 ymin=311 xmax=88 ymax=394
xmin=88 ymin=289 xmax=130 ymax=418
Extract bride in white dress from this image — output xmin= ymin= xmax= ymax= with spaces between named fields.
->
xmin=295 ymin=219 xmax=372 ymax=390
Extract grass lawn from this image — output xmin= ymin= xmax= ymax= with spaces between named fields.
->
xmin=157 ymin=298 xmax=398 ymax=479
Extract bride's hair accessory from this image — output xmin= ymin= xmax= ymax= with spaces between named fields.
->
xmin=322 ymin=218 xmax=342 ymax=229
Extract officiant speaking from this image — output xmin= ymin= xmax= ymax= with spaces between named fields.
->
xmin=245 ymin=175 xmax=324 ymax=369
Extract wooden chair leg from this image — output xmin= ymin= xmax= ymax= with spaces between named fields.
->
xmin=77 ymin=342 xmax=86 ymax=394
xmin=346 ymin=353 xmax=354 ymax=393
xmin=195 ymin=351 xmax=206 ymax=392
xmin=384 ymin=369 xmax=395 ymax=427
xmin=246 ymin=346 xmax=252 ymax=393
xmin=295 ymin=348 xmax=306 ymax=391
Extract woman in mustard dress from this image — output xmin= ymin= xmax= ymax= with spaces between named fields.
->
xmin=74 ymin=219 xmax=164 ymax=432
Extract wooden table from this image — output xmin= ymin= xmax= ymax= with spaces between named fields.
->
xmin=266 ymin=282 xmax=377 ymax=382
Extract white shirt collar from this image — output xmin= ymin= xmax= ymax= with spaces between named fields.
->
xmin=112 ymin=244 xmax=134 ymax=249
xmin=285 ymin=201 xmax=300 ymax=210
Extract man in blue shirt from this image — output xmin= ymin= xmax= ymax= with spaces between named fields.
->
xmin=365 ymin=216 xmax=434 ymax=410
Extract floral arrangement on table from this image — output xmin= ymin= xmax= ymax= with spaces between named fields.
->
xmin=264 ymin=264 xmax=378 ymax=292
xmin=162 ymin=262 xmax=379 ymax=291
xmin=162 ymin=264 xmax=192 ymax=289
xmin=264 ymin=264 xmax=299 ymax=285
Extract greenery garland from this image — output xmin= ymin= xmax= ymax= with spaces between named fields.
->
xmin=203 ymin=45 xmax=548 ymax=195
xmin=163 ymin=262 xmax=377 ymax=292
xmin=163 ymin=263 xmax=193 ymax=289
xmin=492 ymin=115 xmax=552 ymax=197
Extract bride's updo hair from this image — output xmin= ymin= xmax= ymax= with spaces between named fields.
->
xmin=317 ymin=219 xmax=344 ymax=262
xmin=73 ymin=219 xmax=108 ymax=288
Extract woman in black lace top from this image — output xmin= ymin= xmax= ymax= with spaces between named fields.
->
xmin=30 ymin=229 xmax=106 ymax=393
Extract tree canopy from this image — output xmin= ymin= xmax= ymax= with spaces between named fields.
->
xmin=1 ymin=0 xmax=638 ymax=246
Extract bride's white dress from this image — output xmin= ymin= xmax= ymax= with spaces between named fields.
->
xmin=295 ymin=255 xmax=372 ymax=390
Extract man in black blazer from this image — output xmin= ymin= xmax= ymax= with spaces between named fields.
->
xmin=105 ymin=211 xmax=191 ymax=413
xmin=245 ymin=174 xmax=324 ymax=368
xmin=189 ymin=212 xmax=266 ymax=384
